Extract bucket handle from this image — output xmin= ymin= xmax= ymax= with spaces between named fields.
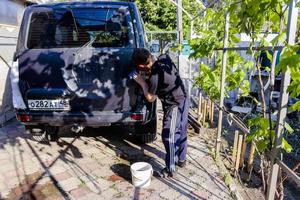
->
xmin=132 ymin=168 xmax=153 ymax=182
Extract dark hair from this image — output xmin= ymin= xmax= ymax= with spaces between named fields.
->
xmin=131 ymin=48 xmax=152 ymax=65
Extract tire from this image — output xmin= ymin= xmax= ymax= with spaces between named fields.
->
xmin=45 ymin=126 xmax=59 ymax=142
xmin=25 ymin=125 xmax=47 ymax=142
xmin=134 ymin=118 xmax=157 ymax=144
xmin=25 ymin=125 xmax=59 ymax=142
xmin=25 ymin=125 xmax=45 ymax=136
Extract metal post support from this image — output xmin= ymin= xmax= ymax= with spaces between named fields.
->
xmin=176 ymin=0 xmax=183 ymax=44
xmin=188 ymin=20 xmax=194 ymax=103
xmin=215 ymin=12 xmax=229 ymax=157
xmin=266 ymin=1 xmax=298 ymax=199
xmin=166 ymin=0 xmax=195 ymax=97
xmin=176 ymin=0 xmax=183 ymax=72
xmin=188 ymin=64 xmax=192 ymax=102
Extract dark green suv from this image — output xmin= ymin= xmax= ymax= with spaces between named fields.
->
xmin=11 ymin=1 xmax=156 ymax=143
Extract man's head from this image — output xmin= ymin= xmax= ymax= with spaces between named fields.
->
xmin=131 ymin=48 xmax=154 ymax=71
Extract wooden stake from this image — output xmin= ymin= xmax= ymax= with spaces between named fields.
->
xmin=232 ymin=130 xmax=239 ymax=167
xmin=235 ymin=134 xmax=243 ymax=172
xmin=197 ymin=92 xmax=202 ymax=123
xmin=239 ymin=133 xmax=247 ymax=168
xmin=203 ymin=99 xmax=207 ymax=124
xmin=247 ymin=141 xmax=256 ymax=172
xmin=210 ymin=101 xmax=214 ymax=125
xmin=207 ymin=99 xmax=211 ymax=121
xmin=201 ymin=99 xmax=205 ymax=121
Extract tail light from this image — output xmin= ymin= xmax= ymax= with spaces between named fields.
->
xmin=16 ymin=114 xmax=30 ymax=122
xmin=131 ymin=113 xmax=143 ymax=121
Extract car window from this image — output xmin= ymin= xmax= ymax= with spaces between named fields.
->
xmin=27 ymin=7 xmax=133 ymax=49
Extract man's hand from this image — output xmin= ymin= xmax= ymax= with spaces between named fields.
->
xmin=133 ymin=73 xmax=157 ymax=102
xmin=133 ymin=73 xmax=145 ymax=87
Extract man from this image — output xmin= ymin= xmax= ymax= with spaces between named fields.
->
xmin=130 ymin=48 xmax=189 ymax=177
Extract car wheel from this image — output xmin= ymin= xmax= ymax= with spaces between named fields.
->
xmin=25 ymin=125 xmax=44 ymax=136
xmin=45 ymin=126 xmax=59 ymax=142
xmin=25 ymin=125 xmax=48 ymax=142
xmin=134 ymin=118 xmax=157 ymax=144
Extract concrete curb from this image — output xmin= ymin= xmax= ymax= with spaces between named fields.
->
xmin=214 ymin=155 xmax=244 ymax=200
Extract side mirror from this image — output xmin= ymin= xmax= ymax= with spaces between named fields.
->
xmin=150 ymin=44 xmax=160 ymax=53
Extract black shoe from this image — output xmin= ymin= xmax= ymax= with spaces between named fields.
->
xmin=177 ymin=160 xmax=186 ymax=168
xmin=159 ymin=168 xmax=177 ymax=178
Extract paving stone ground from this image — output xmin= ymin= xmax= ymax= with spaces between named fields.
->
xmin=0 ymin=108 xmax=233 ymax=200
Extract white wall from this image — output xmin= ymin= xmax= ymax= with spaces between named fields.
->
xmin=0 ymin=0 xmax=25 ymax=125
xmin=0 ymin=0 xmax=24 ymax=26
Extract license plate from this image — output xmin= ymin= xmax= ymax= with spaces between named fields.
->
xmin=28 ymin=99 xmax=70 ymax=111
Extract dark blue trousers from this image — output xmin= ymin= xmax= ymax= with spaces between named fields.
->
xmin=162 ymin=98 xmax=189 ymax=173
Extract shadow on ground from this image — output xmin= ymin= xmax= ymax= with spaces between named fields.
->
xmin=0 ymin=119 xmax=232 ymax=200
xmin=1 ymin=123 xmax=164 ymax=199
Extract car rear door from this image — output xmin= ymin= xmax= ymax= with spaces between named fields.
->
xmin=18 ymin=4 xmax=142 ymax=112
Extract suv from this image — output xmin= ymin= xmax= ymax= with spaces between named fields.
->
xmin=11 ymin=1 xmax=157 ymax=143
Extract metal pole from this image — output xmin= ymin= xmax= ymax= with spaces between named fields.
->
xmin=176 ymin=0 xmax=183 ymax=44
xmin=188 ymin=20 xmax=194 ymax=102
xmin=266 ymin=1 xmax=298 ymax=199
xmin=215 ymin=12 xmax=229 ymax=157
xmin=165 ymin=0 xmax=194 ymax=71
xmin=176 ymin=0 xmax=183 ymax=72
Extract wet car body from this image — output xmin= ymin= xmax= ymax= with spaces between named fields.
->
xmin=12 ymin=1 xmax=156 ymax=142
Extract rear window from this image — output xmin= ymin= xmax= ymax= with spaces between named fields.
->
xmin=27 ymin=7 xmax=134 ymax=49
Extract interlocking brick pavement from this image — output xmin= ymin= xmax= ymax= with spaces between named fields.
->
xmin=0 ymin=107 xmax=233 ymax=200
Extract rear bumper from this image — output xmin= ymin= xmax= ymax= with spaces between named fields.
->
xmin=15 ymin=110 xmax=147 ymax=126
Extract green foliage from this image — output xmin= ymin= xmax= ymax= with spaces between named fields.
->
xmin=247 ymin=116 xmax=293 ymax=153
xmin=276 ymin=45 xmax=300 ymax=74
xmin=189 ymin=0 xmax=296 ymax=156
xmin=189 ymin=1 xmax=256 ymax=101
xmin=290 ymin=101 xmax=300 ymax=112
xmin=232 ymin=0 xmax=289 ymax=37
xmin=270 ymin=32 xmax=286 ymax=46
xmin=226 ymin=69 xmax=245 ymax=91
xmin=239 ymin=80 xmax=251 ymax=97
xmin=192 ymin=48 xmax=252 ymax=100
xmin=276 ymin=45 xmax=300 ymax=114
xmin=134 ymin=0 xmax=201 ymax=44
xmin=282 ymin=138 xmax=293 ymax=153
xmin=133 ymin=0 xmax=177 ymax=48
xmin=284 ymin=122 xmax=294 ymax=134
xmin=247 ymin=116 xmax=275 ymax=153
xmin=194 ymin=64 xmax=221 ymax=100
xmin=189 ymin=37 xmax=220 ymax=59
xmin=134 ymin=0 xmax=176 ymax=31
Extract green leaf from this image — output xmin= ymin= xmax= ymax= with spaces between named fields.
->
xmin=230 ymin=34 xmax=241 ymax=44
xmin=282 ymin=138 xmax=293 ymax=153
xmin=290 ymin=101 xmax=300 ymax=112
xmin=287 ymin=80 xmax=300 ymax=98
xmin=246 ymin=133 xmax=256 ymax=143
xmin=256 ymin=140 xmax=269 ymax=153
xmin=239 ymin=80 xmax=250 ymax=97
xmin=266 ymin=51 xmax=273 ymax=62
xmin=244 ymin=60 xmax=254 ymax=70
xmin=275 ymin=52 xmax=300 ymax=74
xmin=248 ymin=116 xmax=261 ymax=127
xmin=270 ymin=33 xmax=285 ymax=46
xmin=284 ymin=122 xmax=294 ymax=134
xmin=265 ymin=67 xmax=270 ymax=72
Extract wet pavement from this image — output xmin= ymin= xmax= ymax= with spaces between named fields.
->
xmin=0 ymin=109 xmax=232 ymax=200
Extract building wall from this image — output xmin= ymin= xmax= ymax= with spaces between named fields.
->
xmin=0 ymin=0 xmax=25 ymax=125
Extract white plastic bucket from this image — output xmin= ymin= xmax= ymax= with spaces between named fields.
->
xmin=130 ymin=162 xmax=153 ymax=188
